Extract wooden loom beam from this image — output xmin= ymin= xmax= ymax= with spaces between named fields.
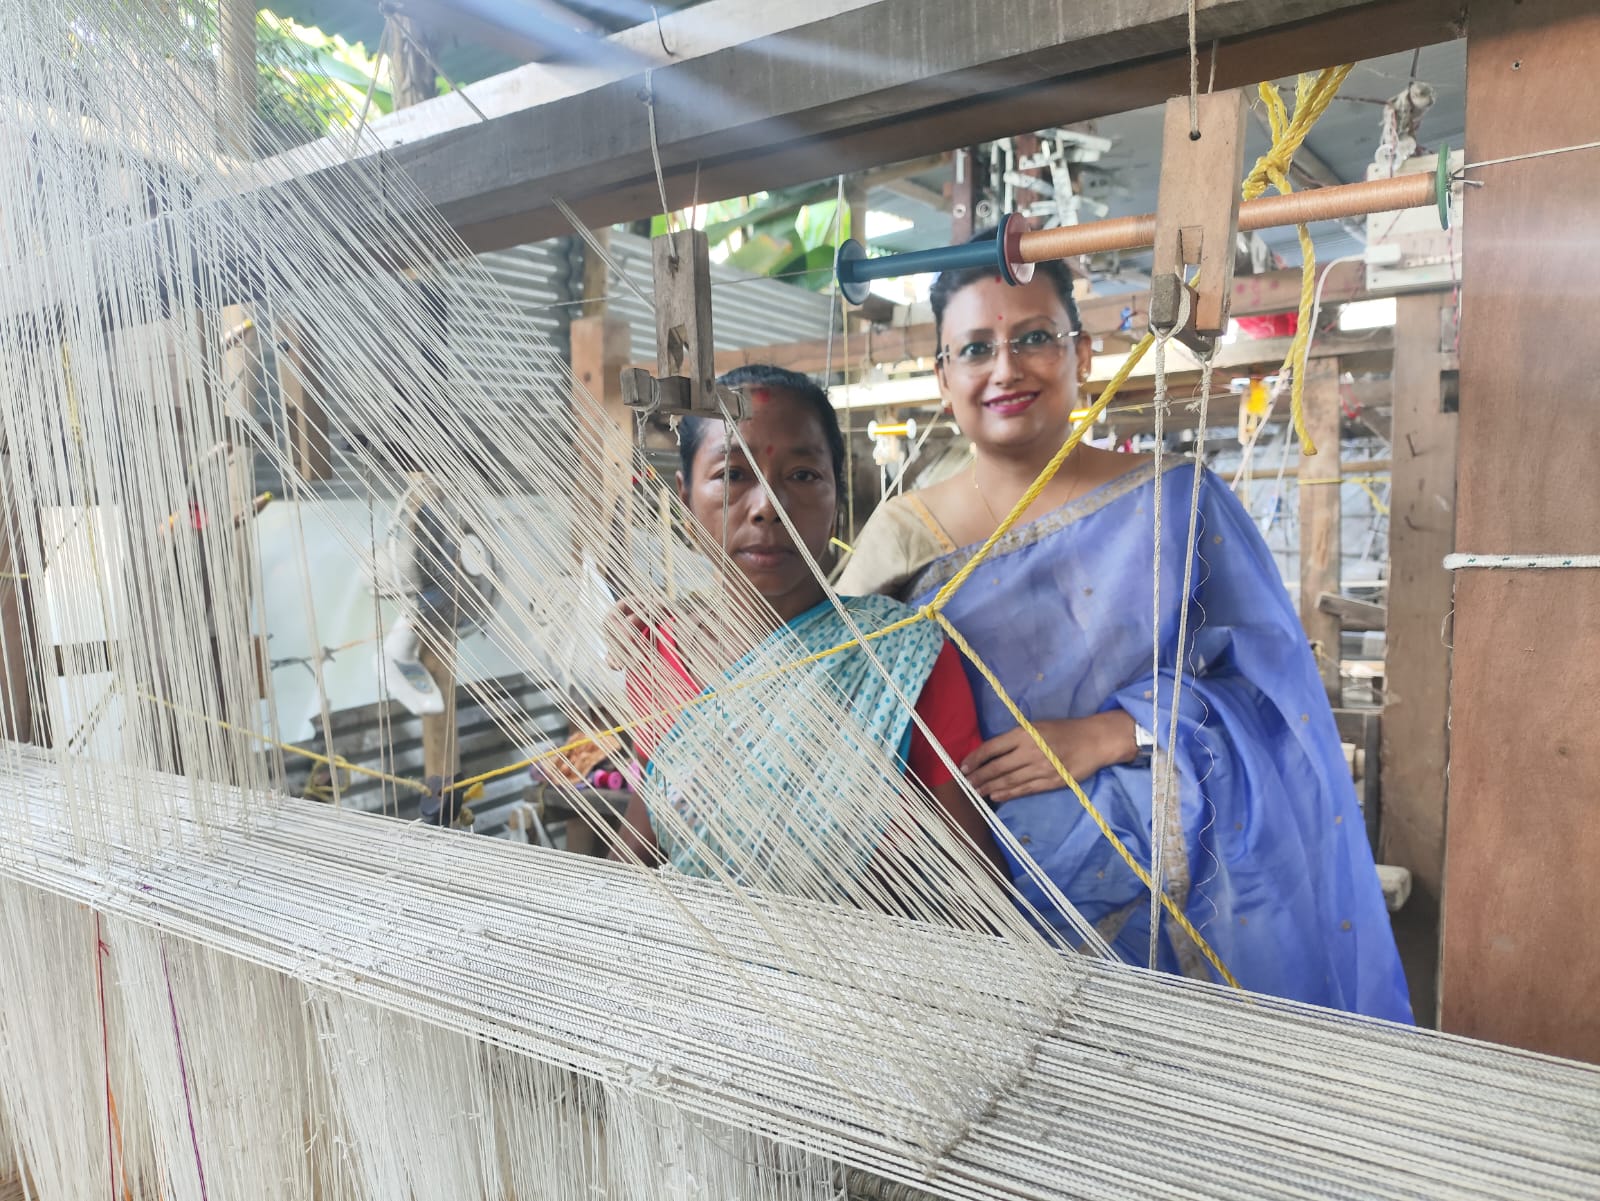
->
xmin=1381 ymin=288 xmax=1458 ymax=1028
xmin=711 ymin=263 xmax=1411 ymax=379
xmin=1441 ymin=0 xmax=1600 ymax=1063
xmin=1298 ymin=358 xmax=1344 ymax=705
xmin=310 ymin=0 xmax=1466 ymax=254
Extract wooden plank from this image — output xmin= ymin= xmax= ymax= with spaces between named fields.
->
xmin=1380 ymin=289 xmax=1457 ymax=1028
xmin=711 ymin=262 xmax=1394 ymax=377
xmin=1151 ymin=90 xmax=1247 ymax=337
xmin=949 ymin=147 xmax=981 ymax=242
xmin=570 ymin=313 xmax=635 ymax=568
xmin=1094 ymin=328 xmax=1391 ymax=387
xmin=1298 ymin=358 xmax=1342 ymax=704
xmin=1441 ymin=0 xmax=1600 ymax=1062
xmin=1241 ymin=456 xmax=1390 ymax=482
xmin=0 ymin=482 xmax=43 ymax=744
xmin=274 ymin=320 xmax=333 ymax=482
xmin=318 ymin=0 xmax=1465 ymax=253
xmin=1319 ymin=592 xmax=1386 ymax=632
xmin=654 ymin=230 xmax=716 ymax=401
xmin=580 ymin=225 xmax=611 ymax=320
xmin=217 ymin=0 xmax=255 ymax=157
xmin=389 ymin=13 xmax=439 ymax=110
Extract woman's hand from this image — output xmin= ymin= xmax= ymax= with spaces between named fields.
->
xmin=961 ymin=711 xmax=1138 ymax=804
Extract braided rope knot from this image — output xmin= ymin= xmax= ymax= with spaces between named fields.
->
xmin=1236 ymin=65 xmax=1356 ymax=454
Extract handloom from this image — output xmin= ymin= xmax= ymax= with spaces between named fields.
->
xmin=0 ymin=3 xmax=1597 ymax=1200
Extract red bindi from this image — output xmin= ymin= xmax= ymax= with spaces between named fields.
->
xmin=751 ymin=387 xmax=771 ymax=404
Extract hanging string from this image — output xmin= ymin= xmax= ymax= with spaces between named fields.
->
xmin=1458 ymin=137 xmax=1600 ymax=173
xmin=643 ymin=69 xmax=677 ymax=243
xmin=1240 ymin=65 xmax=1356 ymax=455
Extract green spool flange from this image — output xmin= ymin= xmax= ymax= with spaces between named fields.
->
xmin=1436 ymin=144 xmax=1452 ymax=230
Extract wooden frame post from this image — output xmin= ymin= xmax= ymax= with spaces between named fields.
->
xmin=1380 ymin=289 xmax=1458 ymax=1027
xmin=273 ymin=320 xmax=333 ymax=482
xmin=0 ymin=476 xmax=44 ymax=745
xmin=1298 ymin=357 xmax=1343 ymax=705
xmin=949 ymin=147 xmax=981 ymax=242
xmin=570 ymin=312 xmax=636 ymax=570
xmin=1441 ymin=0 xmax=1600 ymax=1062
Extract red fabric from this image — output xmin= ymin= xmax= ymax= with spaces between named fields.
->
xmin=625 ymin=625 xmax=698 ymax=764
xmin=1235 ymin=312 xmax=1298 ymax=339
xmin=628 ymin=632 xmax=981 ymax=788
xmin=905 ymin=642 xmax=982 ymax=788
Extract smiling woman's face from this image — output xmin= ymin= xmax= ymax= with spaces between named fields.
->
xmin=935 ymin=273 xmax=1093 ymax=457
xmin=678 ymin=388 xmax=837 ymax=621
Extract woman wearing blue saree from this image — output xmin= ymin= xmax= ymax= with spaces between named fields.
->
xmin=839 ymin=245 xmax=1412 ymax=1022
xmin=610 ymin=365 xmax=1005 ymax=893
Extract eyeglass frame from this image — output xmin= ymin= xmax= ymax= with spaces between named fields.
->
xmin=935 ymin=327 xmax=1082 ymax=370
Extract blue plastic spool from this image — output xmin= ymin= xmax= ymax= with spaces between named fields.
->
xmin=834 ymin=212 xmax=1034 ymax=305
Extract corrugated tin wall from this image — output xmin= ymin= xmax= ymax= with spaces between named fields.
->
xmin=601 ymin=231 xmax=838 ymax=365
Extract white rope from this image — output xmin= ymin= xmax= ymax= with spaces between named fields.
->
xmin=1460 ymin=138 xmax=1600 ymax=173
xmin=1146 ymin=284 xmax=1193 ymax=970
xmin=644 ymin=68 xmax=676 ymax=236
xmin=1444 ymin=553 xmax=1600 ymax=570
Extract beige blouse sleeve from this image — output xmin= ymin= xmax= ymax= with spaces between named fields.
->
xmin=836 ymin=494 xmax=956 ymax=599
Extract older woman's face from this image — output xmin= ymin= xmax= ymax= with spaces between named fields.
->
xmin=679 ymin=388 xmax=836 ymax=620
xmin=935 ymin=274 xmax=1093 ymax=456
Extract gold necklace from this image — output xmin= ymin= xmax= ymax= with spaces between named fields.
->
xmin=971 ymin=460 xmax=1087 ymax=529
xmin=970 ymin=465 xmax=1004 ymax=526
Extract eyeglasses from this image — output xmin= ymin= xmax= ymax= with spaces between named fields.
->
xmin=937 ymin=327 xmax=1078 ymax=373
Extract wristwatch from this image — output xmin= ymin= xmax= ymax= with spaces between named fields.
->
xmin=1130 ymin=721 xmax=1156 ymax=767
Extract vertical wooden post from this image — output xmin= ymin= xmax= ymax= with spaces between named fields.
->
xmin=217 ymin=0 xmax=255 ymax=157
xmin=1298 ymin=357 xmax=1343 ymax=705
xmin=1441 ymin=0 xmax=1600 ymax=1062
xmin=950 ymin=147 xmax=981 ymax=242
xmin=845 ymin=181 xmax=869 ymax=252
xmin=407 ymin=477 xmax=459 ymax=809
xmin=274 ymin=321 xmax=333 ymax=481
xmin=383 ymin=41 xmax=447 ymax=810
xmin=388 ymin=14 xmax=438 ymax=110
xmin=570 ymin=313 xmax=636 ymax=562
xmin=1380 ymin=290 xmax=1458 ymax=1027
xmin=418 ymin=635 xmax=457 ymax=798
xmin=0 ymin=477 xmax=43 ymax=745
xmin=579 ymin=226 xmax=611 ymax=321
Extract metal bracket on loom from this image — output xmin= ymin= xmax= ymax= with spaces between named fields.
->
xmin=1148 ymin=90 xmax=1249 ymax=356
xmin=620 ymin=229 xmax=751 ymax=422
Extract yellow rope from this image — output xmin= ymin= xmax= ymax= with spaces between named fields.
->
xmin=138 ymin=690 xmax=431 ymax=794
xmin=457 ymin=329 xmax=1237 ymax=977
xmin=1353 ymin=478 xmax=1390 ymax=516
xmin=406 ymin=79 xmax=1357 ymax=987
xmin=1240 ymin=65 xmax=1356 ymax=456
xmin=1298 ymin=474 xmax=1390 ymax=515
xmin=933 ymin=613 xmax=1240 ymax=989
xmin=930 ymin=337 xmax=1154 ymax=611
xmin=445 ymin=614 xmax=932 ymax=795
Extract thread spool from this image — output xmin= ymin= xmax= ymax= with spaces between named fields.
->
xmin=835 ymin=162 xmax=1450 ymax=305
